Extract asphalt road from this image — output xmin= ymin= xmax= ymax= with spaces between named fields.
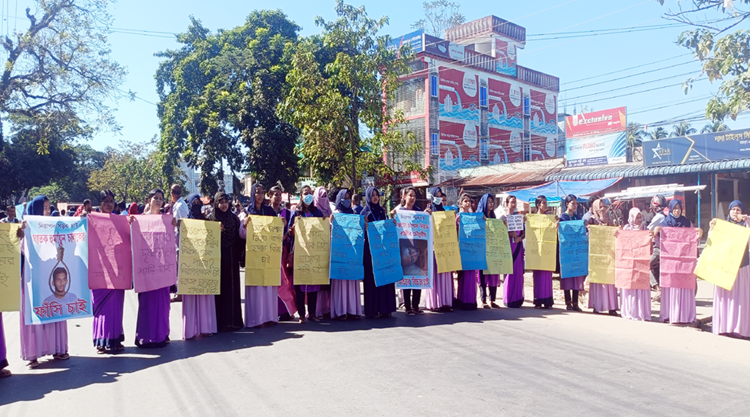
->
xmin=1 ymin=289 xmax=749 ymax=416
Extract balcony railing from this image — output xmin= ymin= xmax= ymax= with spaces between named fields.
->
xmin=445 ymin=16 xmax=526 ymax=44
xmin=517 ymin=66 xmax=560 ymax=92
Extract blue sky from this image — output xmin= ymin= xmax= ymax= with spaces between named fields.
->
xmin=8 ymin=0 xmax=745 ymax=150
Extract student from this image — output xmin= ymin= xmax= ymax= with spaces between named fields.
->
xmin=352 ymin=193 xmax=363 ymax=215
xmin=502 ymin=195 xmax=525 ymax=308
xmin=586 ymin=199 xmax=619 ymax=315
xmin=397 ymin=187 xmax=426 ymax=315
xmin=455 ymin=193 xmax=478 ymax=310
xmin=424 ymin=187 xmax=454 ymax=312
xmin=211 ymin=192 xmax=245 ymax=331
xmin=289 ymin=186 xmax=324 ymax=322
xmin=362 ymin=186 xmax=397 ymax=318
xmin=647 ymin=194 xmax=668 ymax=300
xmin=532 ymin=195 xmax=554 ymax=309
xmin=477 ymin=193 xmax=500 ymax=309
xmin=331 ymin=189 xmax=362 ymax=320
xmin=0 ymin=205 xmax=19 ymax=223
xmin=313 ymin=187 xmax=332 ymax=319
xmin=619 ymin=208 xmax=651 ymax=321
xmin=267 ymin=186 xmax=296 ymax=321
xmin=559 ymin=195 xmax=584 ymax=311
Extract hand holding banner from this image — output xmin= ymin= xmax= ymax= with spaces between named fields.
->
xmin=588 ymin=225 xmax=617 ymax=284
xmin=526 ymin=214 xmax=557 ymax=271
xmin=131 ymin=214 xmax=177 ymax=293
xmin=558 ymin=220 xmax=588 ymax=278
xmin=694 ymin=219 xmax=750 ymax=290
xmin=432 ymin=211 xmax=462 ymax=273
xmin=245 ymin=215 xmax=284 ymax=286
xmin=367 ymin=220 xmax=403 ymax=287
xmin=458 ymin=213 xmax=487 ymax=270
xmin=294 ymin=217 xmax=330 ymax=285
xmin=615 ymin=230 xmax=651 ymax=290
xmin=485 ymin=218 xmax=512 ymax=275
xmin=394 ymin=211 xmax=433 ymax=290
xmin=0 ymin=223 xmax=21 ymax=312
xmin=88 ymin=213 xmax=133 ymax=290
xmin=330 ymin=213 xmax=365 ymax=280
xmin=178 ymin=219 xmax=221 ymax=295
xmin=506 ymin=214 xmax=524 ymax=232
xmin=660 ymin=227 xmax=699 ymax=289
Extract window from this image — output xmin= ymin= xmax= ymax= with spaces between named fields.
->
xmin=430 ymin=75 xmax=438 ymax=97
xmin=479 ymin=86 xmax=487 ymax=107
xmin=431 ymin=133 xmax=439 ymax=155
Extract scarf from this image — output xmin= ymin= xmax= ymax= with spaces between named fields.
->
xmin=477 ymin=193 xmax=495 ymax=219
xmin=27 ymin=195 xmax=48 ymax=216
xmin=334 ymin=189 xmax=354 ymax=214
xmin=186 ymin=193 xmax=204 ymax=220
xmin=727 ymin=200 xmax=746 ymax=226
xmin=360 ymin=186 xmax=386 ymax=222
xmin=128 ymin=203 xmax=139 ymax=215
xmin=211 ymin=192 xmax=240 ymax=248
xmin=314 ymin=187 xmax=332 ymax=217
xmin=662 ymin=199 xmax=692 ymax=228
xmin=429 ymin=186 xmax=444 ymax=212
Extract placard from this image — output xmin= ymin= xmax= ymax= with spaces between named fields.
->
xmin=660 ymin=227 xmax=699 ymax=289
xmin=394 ymin=211 xmax=433 ymax=290
xmin=367 ymin=220 xmax=404 ymax=287
xmin=615 ymin=230 xmax=652 ymax=290
xmin=178 ymin=219 xmax=221 ymax=295
xmin=525 ymin=214 xmax=557 ymax=271
xmin=458 ymin=213 xmax=487 ymax=270
xmin=558 ymin=220 xmax=588 ymax=278
xmin=694 ymin=220 xmax=750 ymax=290
xmin=245 ymin=215 xmax=284 ymax=286
xmin=506 ymin=214 xmax=524 ymax=232
xmin=330 ymin=213 xmax=365 ymax=280
xmin=131 ymin=214 xmax=177 ymax=293
xmin=293 ymin=217 xmax=330 ymax=285
xmin=88 ymin=213 xmax=132 ymax=290
xmin=588 ymin=225 xmax=617 ymax=284
xmin=0 ymin=223 xmax=21 ymax=311
xmin=485 ymin=218 xmax=513 ymax=275
xmin=432 ymin=211 xmax=462 ymax=273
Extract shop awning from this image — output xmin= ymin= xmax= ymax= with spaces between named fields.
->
xmin=435 ymin=170 xmax=552 ymax=190
xmin=546 ymin=159 xmax=750 ymax=181
xmin=506 ymin=178 xmax=622 ymax=203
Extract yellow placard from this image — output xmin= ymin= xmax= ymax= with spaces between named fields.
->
xmin=432 ymin=211 xmax=462 ymax=273
xmin=525 ymin=214 xmax=557 ymax=271
xmin=293 ymin=217 xmax=330 ymax=285
xmin=588 ymin=225 xmax=617 ymax=284
xmin=177 ymin=219 xmax=221 ymax=295
xmin=245 ymin=215 xmax=283 ymax=286
xmin=0 ymin=223 xmax=21 ymax=312
xmin=485 ymin=218 xmax=513 ymax=275
xmin=695 ymin=219 xmax=750 ymax=290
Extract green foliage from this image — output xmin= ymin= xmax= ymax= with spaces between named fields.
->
xmin=701 ymin=120 xmax=729 ymax=133
xmin=28 ymin=182 xmax=69 ymax=204
xmin=670 ymin=122 xmax=697 ymax=137
xmin=411 ymin=0 xmax=466 ymax=37
xmin=644 ymin=127 xmax=668 ymax=140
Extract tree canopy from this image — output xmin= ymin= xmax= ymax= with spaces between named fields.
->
xmin=411 ymin=0 xmax=466 ymax=37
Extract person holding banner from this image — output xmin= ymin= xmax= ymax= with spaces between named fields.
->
xmin=424 ymin=187 xmax=454 ymax=312
xmin=586 ymin=199 xmax=619 ymax=315
xmin=477 ymin=194 xmax=500 ymax=309
xmin=331 ymin=188 xmax=362 ymax=320
xmin=501 ymin=195 xmax=525 ymax=308
xmin=559 ymin=195 xmax=584 ymax=312
xmin=397 ymin=187 xmax=429 ymax=315
xmin=268 ymin=186 xmax=296 ymax=321
xmin=455 ymin=193 xmax=478 ymax=310
xmin=711 ymin=200 xmax=750 ymax=337
xmin=313 ymin=187 xmax=333 ymax=319
xmin=21 ymin=195 xmax=70 ymax=366
xmin=619 ymin=207 xmax=651 ymax=321
xmin=532 ymin=196 xmax=554 ymax=309
xmin=289 ymin=186 xmax=324 ymax=322
xmin=362 ymin=186 xmax=397 ymax=318
xmin=210 ymin=192 xmax=244 ymax=331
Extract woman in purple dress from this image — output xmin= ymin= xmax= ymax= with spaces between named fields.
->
xmin=362 ymin=187 xmax=397 ymax=318
xmin=211 ymin=192 xmax=244 ymax=331
xmin=559 ymin=195 xmax=584 ymax=312
xmin=502 ymin=195 xmax=525 ymax=308
xmin=586 ymin=198 xmax=619 ymax=315
xmin=712 ymin=200 xmax=750 ymax=336
xmin=619 ymin=207 xmax=651 ymax=321
xmin=477 ymin=194 xmax=500 ymax=309
xmin=424 ymin=187 xmax=454 ymax=312
xmin=455 ymin=193 xmax=478 ymax=310
xmin=331 ymin=189 xmax=362 ymax=320
xmin=313 ymin=186 xmax=332 ymax=319
xmin=289 ymin=185 xmax=324 ymax=322
xmin=532 ymin=195 xmax=554 ymax=309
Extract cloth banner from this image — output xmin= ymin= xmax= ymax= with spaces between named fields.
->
xmin=88 ymin=213 xmax=133 ymax=290
xmin=588 ymin=225 xmax=617 ymax=284
xmin=506 ymin=214 xmax=524 ymax=232
xmin=245 ymin=215 xmax=283 ymax=286
xmin=660 ymin=227 xmax=699 ymax=290
xmin=23 ymin=216 xmax=90 ymax=324
xmin=395 ymin=211 xmax=433 ymax=290
xmin=432 ymin=211 xmax=462 ymax=273
xmin=0 ymin=223 xmax=21 ymax=312
xmin=15 ymin=204 xmax=24 ymax=221
xmin=178 ymin=219 xmax=221 ymax=294
xmin=293 ymin=217 xmax=330 ymax=285
xmin=615 ymin=230 xmax=651 ymax=290
xmin=330 ymin=213 xmax=365 ymax=280
xmin=694 ymin=219 xmax=750 ymax=290
xmin=458 ymin=213 xmax=487 ymax=270
xmin=485 ymin=218 xmax=513 ymax=275
xmin=525 ymin=214 xmax=557 ymax=271
xmin=558 ymin=220 xmax=588 ymax=278
xmin=131 ymin=214 xmax=177 ymax=293
xmin=367 ymin=220 xmax=403 ymax=287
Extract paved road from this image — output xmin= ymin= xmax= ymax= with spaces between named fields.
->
xmin=1 ymin=288 xmax=748 ymax=416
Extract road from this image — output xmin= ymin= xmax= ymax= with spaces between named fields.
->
xmin=0 ymin=283 xmax=748 ymax=416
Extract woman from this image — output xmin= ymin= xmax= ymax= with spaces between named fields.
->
xmin=92 ymin=190 xmax=126 ymax=353
xmin=397 ymin=187 xmax=425 ymax=315
xmin=21 ymin=195 xmax=69 ymax=367
xmin=128 ymin=202 xmax=139 ymax=215
xmin=268 ymin=186 xmax=296 ymax=321
xmin=477 ymin=193 xmax=500 ymax=309
xmin=502 ymin=195 xmax=525 ymax=308
xmin=655 ymin=199 xmax=702 ymax=324
xmin=424 ymin=187 xmax=454 ymax=312
xmin=362 ymin=186 xmax=397 ymax=318
xmin=559 ymin=195 xmax=584 ymax=312
xmin=211 ymin=192 xmax=244 ymax=331
xmin=313 ymin=186 xmax=332 ymax=319
xmin=330 ymin=189 xmax=362 ymax=320
xmin=242 ymin=183 xmax=279 ymax=328
xmin=289 ymin=186 xmax=324 ymax=322
xmin=587 ymin=199 xmax=619 ymax=315
xmin=619 ymin=207 xmax=651 ymax=321
xmin=182 ymin=193 xmax=218 ymax=339
xmin=0 ymin=313 xmax=9 ymax=377
xmin=532 ymin=195 xmax=554 ymax=309
xmin=712 ymin=200 xmax=750 ymax=337
xmin=455 ymin=193 xmax=478 ymax=310
xmin=131 ymin=189 xmax=171 ymax=348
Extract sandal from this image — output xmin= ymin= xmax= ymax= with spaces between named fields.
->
xmin=309 ymin=316 xmax=321 ymax=322
xmin=53 ymin=353 xmax=70 ymax=360
xmin=27 ymin=360 xmax=39 ymax=368
xmin=490 ymin=302 xmax=500 ymax=309
xmin=483 ymin=303 xmax=490 ymax=309
xmin=406 ymin=310 xmax=416 ymax=316
xmin=414 ymin=309 xmax=424 ymax=315
xmin=96 ymin=347 xmax=107 ymax=354
xmin=0 ymin=368 xmax=11 ymax=378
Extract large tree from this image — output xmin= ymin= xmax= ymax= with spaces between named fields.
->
xmin=411 ymin=0 xmax=466 ymax=37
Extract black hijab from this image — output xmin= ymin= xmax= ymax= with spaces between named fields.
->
xmin=186 ymin=193 xmax=204 ymax=220
xmin=429 ymin=186 xmax=444 ymax=212
xmin=360 ymin=186 xmax=386 ymax=222
xmin=335 ymin=189 xmax=353 ymax=214
xmin=662 ymin=199 xmax=692 ymax=228
xmin=210 ymin=192 xmax=239 ymax=247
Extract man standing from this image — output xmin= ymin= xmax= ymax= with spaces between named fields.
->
xmin=647 ymin=194 xmax=668 ymax=301
xmin=1 ymin=205 xmax=19 ymax=223
xmin=352 ymin=193 xmax=363 ymax=214
xmin=169 ymin=184 xmax=189 ymax=302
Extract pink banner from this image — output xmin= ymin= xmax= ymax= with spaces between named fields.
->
xmin=660 ymin=227 xmax=699 ymax=290
xmin=88 ymin=213 xmax=133 ymax=290
xmin=615 ymin=230 xmax=651 ymax=290
xmin=131 ymin=214 xmax=177 ymax=293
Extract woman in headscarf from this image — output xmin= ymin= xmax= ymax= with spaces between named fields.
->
xmin=289 ymin=185 xmax=324 ymax=322
xmin=532 ymin=195 xmax=554 ymax=309
xmin=92 ymin=190 xmax=126 ymax=353
xmin=396 ymin=187 xmax=426 ymax=315
xmin=330 ymin=188 xmax=362 ymax=320
xmin=712 ymin=200 xmax=750 ymax=337
xmin=619 ymin=207 xmax=651 ymax=321
xmin=21 ymin=195 xmax=69 ymax=367
xmin=128 ymin=202 xmax=139 ymax=215
xmin=268 ymin=185 xmax=296 ymax=321
xmin=586 ymin=198 xmax=619 ymax=315
xmin=654 ymin=199 xmax=702 ymax=324
xmin=424 ymin=187 xmax=454 ymax=312
xmin=501 ymin=195 xmax=525 ymax=308
xmin=182 ymin=193 xmax=218 ymax=339
xmin=477 ymin=193 xmax=500 ymax=309
xmin=313 ymin=186 xmax=332 ymax=319
xmin=362 ymin=186 xmax=397 ymax=318
xmin=211 ymin=192 xmax=244 ymax=331
xmin=241 ymin=183 xmax=279 ymax=328
xmin=454 ymin=193 xmax=478 ymax=310
xmin=559 ymin=195 xmax=584 ymax=312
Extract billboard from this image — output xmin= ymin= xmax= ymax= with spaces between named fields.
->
xmin=566 ymin=107 xmax=627 ymax=138
xmin=425 ymin=34 xmax=466 ymax=61
xmin=565 ymin=107 xmax=627 ymax=167
xmin=387 ymin=29 xmax=424 ymax=54
xmin=643 ymin=128 xmax=750 ymax=168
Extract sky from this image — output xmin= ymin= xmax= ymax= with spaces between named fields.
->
xmin=3 ymin=0 xmax=747 ymax=151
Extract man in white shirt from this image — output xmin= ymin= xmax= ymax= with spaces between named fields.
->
xmin=169 ymin=184 xmax=189 ymax=302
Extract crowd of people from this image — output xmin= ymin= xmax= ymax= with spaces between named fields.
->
xmin=0 ymin=184 xmax=748 ymax=379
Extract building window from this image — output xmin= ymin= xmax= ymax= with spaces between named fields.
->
xmin=479 ymin=86 xmax=487 ymax=106
xmin=431 ymin=133 xmax=439 ymax=155
xmin=430 ymin=75 xmax=438 ymax=97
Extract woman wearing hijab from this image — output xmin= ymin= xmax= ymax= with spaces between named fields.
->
xmin=559 ymin=195 xmax=584 ymax=312
xmin=711 ymin=200 xmax=750 ymax=336
xmin=455 ymin=193 xmax=479 ymax=310
xmin=241 ymin=184 xmax=280 ymax=327
xmin=92 ymin=190 xmax=126 ymax=353
xmin=313 ymin=186 xmax=332 ymax=319
xmin=477 ymin=193 xmax=501 ymax=309
xmin=532 ymin=195 xmax=554 ymax=309
xmin=289 ymin=185 xmax=325 ymax=322
xmin=424 ymin=187 xmax=454 ymax=312
xmin=210 ymin=192 xmax=244 ymax=331
xmin=362 ymin=186 xmax=397 ymax=318
xmin=21 ymin=195 xmax=69 ymax=367
xmin=128 ymin=202 xmax=139 ymax=215
xmin=268 ymin=185 xmax=296 ymax=321
xmin=182 ymin=193 xmax=218 ymax=339
xmin=586 ymin=198 xmax=619 ymax=315
xmin=619 ymin=207 xmax=651 ymax=321
xmin=501 ymin=195 xmax=525 ymax=308
xmin=397 ymin=187 xmax=425 ymax=315
xmin=330 ymin=189 xmax=362 ymax=320
xmin=654 ymin=199 xmax=702 ymax=324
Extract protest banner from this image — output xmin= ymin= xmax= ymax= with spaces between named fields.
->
xmin=178 ymin=219 xmax=221 ymax=295
xmin=506 ymin=214 xmax=525 ymax=232
xmin=330 ymin=213 xmax=365 ymax=280
xmin=367 ymin=220 xmax=403 ymax=287
xmin=694 ymin=219 xmax=750 ymax=290
xmin=558 ymin=220 xmax=588 ymax=278
xmin=293 ymin=217 xmax=330 ymax=285
xmin=0 ymin=223 xmax=21 ymax=311
xmin=615 ymin=230 xmax=651 ymax=290
xmin=588 ymin=225 xmax=617 ymax=284
xmin=432 ymin=211 xmax=462 ymax=273
xmin=485 ymin=218 xmax=513 ymax=275
xmin=660 ymin=227 xmax=699 ymax=289
xmin=394 ymin=211 xmax=433 ymax=290
xmin=131 ymin=214 xmax=177 ymax=293
xmin=458 ymin=213 xmax=487 ymax=270
xmin=88 ymin=213 xmax=133 ymax=290
xmin=525 ymin=214 xmax=557 ymax=271
xmin=245 ymin=215 xmax=284 ymax=286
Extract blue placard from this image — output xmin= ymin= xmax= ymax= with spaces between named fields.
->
xmin=329 ymin=213 xmax=365 ymax=280
xmin=458 ymin=212 xmax=487 ymax=270
xmin=366 ymin=220 xmax=403 ymax=287
xmin=558 ymin=220 xmax=588 ymax=278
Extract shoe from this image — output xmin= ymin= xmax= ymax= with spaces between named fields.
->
xmin=53 ymin=353 xmax=70 ymax=360
xmin=349 ymin=314 xmax=361 ymax=320
xmin=414 ymin=309 xmax=424 ymax=315
xmin=566 ymin=304 xmax=574 ymax=311
xmin=0 ymin=369 xmax=11 ymax=378
xmin=309 ymin=316 xmax=321 ymax=322
xmin=608 ymin=310 xmax=619 ymax=316
xmin=96 ymin=347 xmax=107 ymax=354
xmin=490 ymin=302 xmax=500 ymax=309
xmin=406 ymin=310 xmax=416 ymax=316
xmin=483 ymin=303 xmax=490 ymax=309
xmin=572 ymin=304 xmax=582 ymax=312
xmin=299 ymin=317 xmax=307 ymax=323
xmin=27 ymin=360 xmax=39 ymax=369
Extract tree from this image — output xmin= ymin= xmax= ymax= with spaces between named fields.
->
xmin=625 ymin=122 xmax=643 ymax=162
xmin=701 ymin=120 xmax=729 ymax=133
xmin=644 ymin=127 xmax=668 ymax=140
xmin=411 ymin=0 xmax=466 ymax=37
xmin=28 ymin=182 xmax=69 ymax=204
xmin=659 ymin=1 xmax=750 ymax=121
xmin=670 ymin=121 xmax=697 ymax=137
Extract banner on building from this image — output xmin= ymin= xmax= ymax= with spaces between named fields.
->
xmin=178 ymin=219 xmax=221 ymax=295
xmin=330 ymin=214 xmax=365 ymax=280
xmin=525 ymin=214 xmax=557 ymax=271
xmin=245 ymin=215 xmax=283 ymax=286
xmin=432 ymin=211 xmax=462 ymax=273
xmin=394 ymin=211 xmax=433 ymax=290
xmin=644 ymin=128 xmax=750 ymax=168
xmin=0 ymin=223 xmax=21 ymax=312
xmin=88 ymin=213 xmax=133 ymax=290
xmin=565 ymin=107 xmax=627 ymax=167
xmin=558 ymin=220 xmax=588 ymax=278
xmin=293 ymin=217 xmax=330 ymax=285
xmin=367 ymin=220 xmax=404 ymax=287
xmin=694 ymin=219 xmax=750 ymax=290
xmin=660 ymin=227 xmax=699 ymax=289
xmin=131 ymin=215 xmax=177 ymax=293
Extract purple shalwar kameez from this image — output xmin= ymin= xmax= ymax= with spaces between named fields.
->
xmin=92 ymin=289 xmax=125 ymax=350
xmin=135 ymin=286 xmax=171 ymax=348
xmin=0 ymin=314 xmax=8 ymax=370
xmin=504 ymin=240 xmax=525 ymax=308
xmin=425 ymin=257 xmax=454 ymax=310
xmin=532 ymin=270 xmax=553 ymax=308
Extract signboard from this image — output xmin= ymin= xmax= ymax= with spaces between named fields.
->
xmin=424 ymin=34 xmax=465 ymax=61
xmin=387 ymin=29 xmax=424 ymax=54
xmin=643 ymin=128 xmax=750 ymax=168
xmin=564 ymin=107 xmax=627 ymax=168
xmin=565 ymin=107 xmax=627 ymax=138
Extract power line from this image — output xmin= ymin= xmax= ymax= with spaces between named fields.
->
xmin=560 ymin=61 xmax=697 ymax=92
xmin=564 ymin=71 xmax=700 ymax=101
xmin=572 ymin=77 xmax=707 ymax=106
xmin=562 ymin=53 xmax=693 ymax=85
xmin=528 ymin=23 xmax=684 ymax=41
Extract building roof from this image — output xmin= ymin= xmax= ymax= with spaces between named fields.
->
xmin=546 ymin=158 xmax=750 ymax=181
xmin=435 ymin=169 xmax=552 ymax=190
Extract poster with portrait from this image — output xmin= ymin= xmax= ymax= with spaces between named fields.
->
xmin=394 ymin=210 xmax=433 ymax=290
xmin=23 ymin=216 xmax=91 ymax=325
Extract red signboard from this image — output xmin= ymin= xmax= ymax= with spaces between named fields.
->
xmin=565 ymin=107 xmax=627 ymax=138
